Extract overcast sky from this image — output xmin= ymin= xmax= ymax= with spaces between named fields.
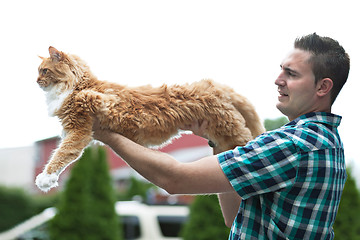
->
xmin=0 ymin=0 xmax=359 ymax=165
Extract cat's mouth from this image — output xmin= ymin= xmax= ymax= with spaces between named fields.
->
xmin=37 ymin=79 xmax=49 ymax=88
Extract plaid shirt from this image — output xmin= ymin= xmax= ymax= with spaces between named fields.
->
xmin=218 ymin=112 xmax=346 ymax=240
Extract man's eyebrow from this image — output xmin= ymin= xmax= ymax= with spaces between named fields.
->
xmin=280 ymin=65 xmax=299 ymax=75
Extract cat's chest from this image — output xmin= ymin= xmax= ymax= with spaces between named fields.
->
xmin=46 ymin=89 xmax=73 ymax=116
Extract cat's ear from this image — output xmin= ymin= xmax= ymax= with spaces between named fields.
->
xmin=49 ymin=46 xmax=63 ymax=62
xmin=38 ymin=56 xmax=45 ymax=60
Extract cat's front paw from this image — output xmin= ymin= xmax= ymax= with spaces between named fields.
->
xmin=35 ymin=172 xmax=59 ymax=192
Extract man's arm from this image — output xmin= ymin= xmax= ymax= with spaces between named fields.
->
xmin=218 ymin=192 xmax=242 ymax=227
xmin=183 ymin=121 xmax=242 ymax=227
xmin=212 ymin=147 xmax=242 ymax=228
xmin=94 ymin=129 xmax=234 ymax=195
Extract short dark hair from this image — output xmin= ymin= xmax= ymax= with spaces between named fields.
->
xmin=294 ymin=33 xmax=350 ymax=104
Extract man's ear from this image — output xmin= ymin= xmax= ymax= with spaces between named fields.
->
xmin=317 ymin=78 xmax=333 ymax=97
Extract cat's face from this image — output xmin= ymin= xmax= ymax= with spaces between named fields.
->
xmin=37 ymin=47 xmax=81 ymax=92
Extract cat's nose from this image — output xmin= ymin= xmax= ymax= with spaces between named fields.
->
xmin=37 ymin=77 xmax=47 ymax=88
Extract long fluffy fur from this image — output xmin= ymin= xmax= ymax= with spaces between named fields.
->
xmin=35 ymin=46 xmax=265 ymax=192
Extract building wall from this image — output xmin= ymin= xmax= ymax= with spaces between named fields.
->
xmin=0 ymin=146 xmax=35 ymax=189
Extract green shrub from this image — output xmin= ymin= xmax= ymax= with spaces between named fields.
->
xmin=333 ymin=168 xmax=360 ymax=239
xmin=181 ymin=195 xmax=230 ymax=240
xmin=0 ymin=186 xmax=34 ymax=232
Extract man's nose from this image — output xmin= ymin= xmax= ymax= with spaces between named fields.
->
xmin=275 ymin=72 xmax=286 ymax=86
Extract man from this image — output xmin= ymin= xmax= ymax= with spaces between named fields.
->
xmin=93 ymin=33 xmax=349 ymax=239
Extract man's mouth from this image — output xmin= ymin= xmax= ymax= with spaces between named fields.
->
xmin=278 ymin=91 xmax=288 ymax=97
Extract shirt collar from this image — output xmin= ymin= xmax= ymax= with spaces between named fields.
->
xmin=286 ymin=112 xmax=342 ymax=128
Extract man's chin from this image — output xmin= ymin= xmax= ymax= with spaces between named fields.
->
xmin=276 ymin=104 xmax=288 ymax=116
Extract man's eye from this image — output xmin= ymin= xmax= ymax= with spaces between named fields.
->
xmin=287 ymin=71 xmax=296 ymax=77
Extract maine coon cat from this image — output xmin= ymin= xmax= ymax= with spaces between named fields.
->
xmin=35 ymin=46 xmax=264 ymax=192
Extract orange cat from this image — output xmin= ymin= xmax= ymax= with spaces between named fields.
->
xmin=35 ymin=47 xmax=264 ymax=192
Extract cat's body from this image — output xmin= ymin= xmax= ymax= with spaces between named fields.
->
xmin=35 ymin=47 xmax=265 ymax=192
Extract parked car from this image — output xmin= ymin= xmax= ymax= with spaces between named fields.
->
xmin=116 ymin=201 xmax=189 ymax=240
xmin=0 ymin=201 xmax=189 ymax=240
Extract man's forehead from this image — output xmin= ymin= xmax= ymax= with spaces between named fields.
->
xmin=281 ymin=49 xmax=312 ymax=69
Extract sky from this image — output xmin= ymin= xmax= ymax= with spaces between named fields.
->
xmin=0 ymin=0 xmax=359 ymax=166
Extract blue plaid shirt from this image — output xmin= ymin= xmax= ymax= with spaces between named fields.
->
xmin=218 ymin=112 xmax=346 ymax=240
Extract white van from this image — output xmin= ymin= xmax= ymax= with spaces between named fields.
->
xmin=116 ymin=201 xmax=189 ymax=240
xmin=0 ymin=201 xmax=189 ymax=240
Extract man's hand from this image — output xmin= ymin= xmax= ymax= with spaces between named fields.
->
xmin=92 ymin=118 xmax=112 ymax=144
xmin=180 ymin=120 xmax=224 ymax=154
xmin=180 ymin=120 xmax=209 ymax=139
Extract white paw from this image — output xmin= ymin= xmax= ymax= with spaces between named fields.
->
xmin=35 ymin=172 xmax=59 ymax=192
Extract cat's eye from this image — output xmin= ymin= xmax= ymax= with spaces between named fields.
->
xmin=42 ymin=68 xmax=48 ymax=75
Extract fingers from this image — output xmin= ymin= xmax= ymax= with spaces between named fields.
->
xmin=196 ymin=120 xmax=209 ymax=138
xmin=179 ymin=123 xmax=193 ymax=130
xmin=179 ymin=120 xmax=209 ymax=138
xmin=92 ymin=118 xmax=105 ymax=141
xmin=180 ymin=120 xmax=200 ymax=130
xmin=92 ymin=118 xmax=101 ymax=131
xmin=198 ymin=120 xmax=208 ymax=132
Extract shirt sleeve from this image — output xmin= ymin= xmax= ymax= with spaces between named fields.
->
xmin=217 ymin=131 xmax=299 ymax=200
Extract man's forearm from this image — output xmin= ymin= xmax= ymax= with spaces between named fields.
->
xmin=95 ymin=121 xmax=240 ymax=227
xmin=95 ymin=130 xmax=234 ymax=195
xmin=98 ymin=131 xmax=180 ymax=191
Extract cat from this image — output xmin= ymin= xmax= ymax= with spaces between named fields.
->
xmin=35 ymin=46 xmax=265 ymax=192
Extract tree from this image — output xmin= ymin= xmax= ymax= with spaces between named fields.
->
xmin=333 ymin=168 xmax=360 ymax=239
xmin=120 ymin=176 xmax=155 ymax=201
xmin=181 ymin=195 xmax=230 ymax=240
xmin=87 ymin=147 xmax=121 ymax=240
xmin=264 ymin=116 xmax=288 ymax=131
xmin=50 ymin=146 xmax=121 ymax=240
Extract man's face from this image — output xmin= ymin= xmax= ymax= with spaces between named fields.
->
xmin=275 ymin=49 xmax=318 ymax=121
